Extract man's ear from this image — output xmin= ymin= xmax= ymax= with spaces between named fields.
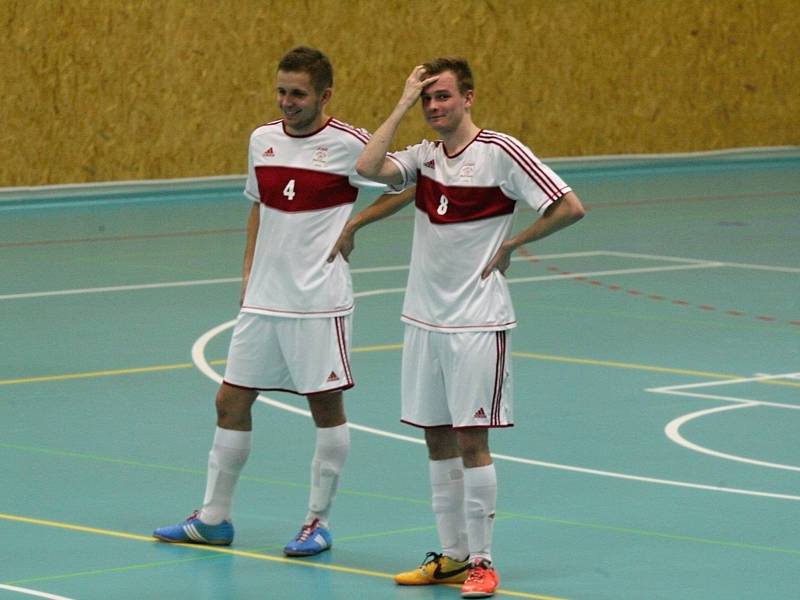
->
xmin=320 ymin=87 xmax=333 ymax=107
xmin=463 ymin=89 xmax=475 ymax=109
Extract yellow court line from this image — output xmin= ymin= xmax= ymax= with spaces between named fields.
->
xmin=514 ymin=352 xmax=800 ymax=388
xmin=0 ymin=513 xmax=565 ymax=600
xmin=352 ymin=343 xmax=403 ymax=353
xmin=513 ymin=352 xmax=741 ymax=380
xmin=0 ymin=363 xmax=194 ymax=385
xmin=0 ymin=359 xmax=225 ymax=386
xmin=3 ymin=349 xmax=798 ymax=389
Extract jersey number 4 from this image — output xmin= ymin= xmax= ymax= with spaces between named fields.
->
xmin=283 ymin=179 xmax=296 ymax=200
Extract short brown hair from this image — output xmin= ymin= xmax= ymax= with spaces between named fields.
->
xmin=277 ymin=46 xmax=333 ymax=93
xmin=422 ymin=57 xmax=474 ymax=95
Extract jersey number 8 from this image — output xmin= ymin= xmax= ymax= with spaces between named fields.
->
xmin=437 ymin=194 xmax=449 ymax=215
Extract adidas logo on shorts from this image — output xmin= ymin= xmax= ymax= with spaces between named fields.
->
xmin=473 ymin=407 xmax=487 ymax=419
xmin=326 ymin=371 xmax=339 ymax=382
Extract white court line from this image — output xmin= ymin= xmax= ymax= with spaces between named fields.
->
xmin=506 ymin=262 xmax=723 ymax=284
xmin=6 ymin=248 xmax=794 ymax=302
xmin=603 ymin=251 xmax=800 ymax=273
xmin=0 ymin=251 xmax=727 ymax=301
xmin=664 ymin=402 xmax=800 ymax=473
xmin=191 ymin=318 xmax=800 ymax=503
xmin=0 ymin=584 xmax=76 ymax=600
xmin=0 ymin=278 xmax=241 ymax=301
xmin=653 ymin=372 xmax=800 ymax=473
xmin=350 ymin=251 xmax=609 ymax=274
xmin=649 ymin=371 xmax=800 ymax=392
xmin=601 ymin=251 xmax=717 ymax=264
xmin=325 ymin=264 xmax=726 ymax=299
xmin=650 ymin=388 xmax=800 ymax=410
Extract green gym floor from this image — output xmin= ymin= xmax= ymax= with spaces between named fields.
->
xmin=1 ymin=147 xmax=798 ymax=600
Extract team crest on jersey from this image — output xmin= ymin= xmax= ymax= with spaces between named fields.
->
xmin=262 ymin=147 xmax=275 ymax=157
xmin=423 ymin=159 xmax=435 ymax=170
xmin=457 ymin=162 xmax=476 ymax=183
xmin=312 ymin=146 xmax=329 ymax=167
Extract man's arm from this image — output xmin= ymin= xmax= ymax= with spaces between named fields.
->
xmin=327 ymin=186 xmax=416 ymax=263
xmin=355 ymin=65 xmax=438 ymax=185
xmin=240 ymin=202 xmax=260 ymax=304
xmin=481 ymin=191 xmax=586 ymax=278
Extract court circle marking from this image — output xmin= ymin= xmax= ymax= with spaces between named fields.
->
xmin=0 ymin=584 xmax=76 ymax=600
xmin=190 ymin=294 xmax=800 ymax=503
xmin=664 ymin=403 xmax=800 ymax=472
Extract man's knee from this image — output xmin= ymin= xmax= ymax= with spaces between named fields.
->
xmin=307 ymin=391 xmax=346 ymax=428
xmin=457 ymin=429 xmax=491 ymax=468
xmin=215 ymin=384 xmax=256 ymax=429
xmin=425 ymin=427 xmax=460 ymax=461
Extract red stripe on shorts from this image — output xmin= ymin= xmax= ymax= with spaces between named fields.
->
xmin=335 ymin=316 xmax=353 ymax=386
xmin=491 ymin=331 xmax=506 ymax=426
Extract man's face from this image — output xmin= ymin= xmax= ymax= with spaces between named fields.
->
xmin=420 ymin=70 xmax=472 ymax=135
xmin=276 ymin=70 xmax=330 ymax=135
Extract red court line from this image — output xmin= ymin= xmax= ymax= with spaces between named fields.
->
xmin=0 ymin=228 xmax=245 ymax=248
xmin=516 ymin=246 xmax=797 ymax=328
xmin=585 ymin=189 xmax=797 ymax=209
xmin=509 ymin=189 xmax=797 ymax=213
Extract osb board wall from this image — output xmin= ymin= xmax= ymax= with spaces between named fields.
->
xmin=2 ymin=0 xmax=798 ymax=186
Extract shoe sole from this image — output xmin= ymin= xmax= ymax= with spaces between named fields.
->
xmin=395 ymin=577 xmax=469 ymax=586
xmin=152 ymin=533 xmax=232 ymax=546
xmin=283 ymin=545 xmax=331 ymax=557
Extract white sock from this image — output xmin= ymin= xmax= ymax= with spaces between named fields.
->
xmin=306 ymin=423 xmax=350 ymax=528
xmin=430 ymin=457 xmax=468 ymax=561
xmin=199 ymin=427 xmax=251 ymax=525
xmin=464 ymin=463 xmax=497 ymax=564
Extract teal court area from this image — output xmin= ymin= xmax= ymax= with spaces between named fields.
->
xmin=1 ymin=147 xmax=798 ymax=599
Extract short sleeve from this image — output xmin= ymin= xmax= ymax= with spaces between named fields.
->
xmin=243 ymin=135 xmax=260 ymax=202
xmin=498 ymin=138 xmax=571 ymax=215
xmin=348 ymin=171 xmax=392 ymax=202
xmin=387 ymin=144 xmax=423 ymax=189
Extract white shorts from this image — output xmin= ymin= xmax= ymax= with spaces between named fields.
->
xmin=401 ymin=325 xmax=513 ymax=429
xmin=223 ymin=312 xmax=353 ymax=395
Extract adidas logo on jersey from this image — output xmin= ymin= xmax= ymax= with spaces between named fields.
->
xmin=473 ymin=407 xmax=487 ymax=419
xmin=423 ymin=159 xmax=435 ymax=169
xmin=326 ymin=371 xmax=339 ymax=382
xmin=262 ymin=147 xmax=275 ymax=157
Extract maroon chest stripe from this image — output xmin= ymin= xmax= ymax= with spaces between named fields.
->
xmin=416 ymin=173 xmax=515 ymax=224
xmin=256 ymin=165 xmax=357 ymax=212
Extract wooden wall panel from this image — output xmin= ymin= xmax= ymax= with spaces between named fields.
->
xmin=1 ymin=0 xmax=797 ymax=185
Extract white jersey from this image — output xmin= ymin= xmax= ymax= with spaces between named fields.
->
xmin=388 ymin=129 xmax=571 ymax=332
xmin=242 ymin=118 xmax=387 ymax=318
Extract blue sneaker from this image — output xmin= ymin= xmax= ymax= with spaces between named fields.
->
xmin=153 ymin=510 xmax=234 ymax=546
xmin=283 ymin=518 xmax=332 ymax=556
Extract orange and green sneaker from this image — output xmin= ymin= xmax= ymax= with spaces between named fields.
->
xmin=394 ymin=551 xmax=470 ymax=585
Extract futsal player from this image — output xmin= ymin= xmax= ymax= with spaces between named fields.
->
xmin=153 ymin=46 xmax=411 ymax=556
xmin=332 ymin=57 xmax=585 ymax=597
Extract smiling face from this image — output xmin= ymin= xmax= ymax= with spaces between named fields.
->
xmin=420 ymin=70 xmax=474 ymax=136
xmin=276 ymin=70 xmax=331 ymax=136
